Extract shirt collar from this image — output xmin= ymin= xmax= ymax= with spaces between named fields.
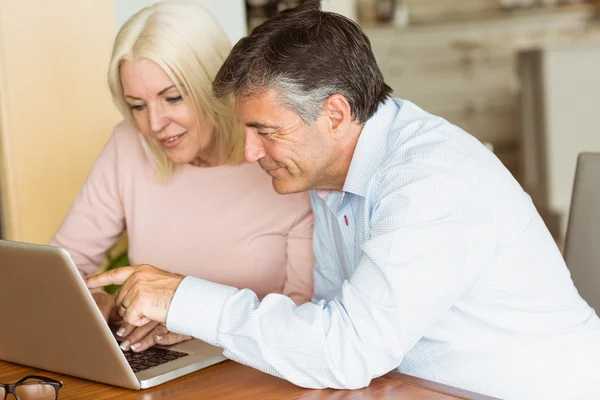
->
xmin=315 ymin=189 xmax=332 ymax=200
xmin=342 ymin=98 xmax=401 ymax=197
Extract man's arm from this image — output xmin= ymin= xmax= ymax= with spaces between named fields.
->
xmin=163 ymin=168 xmax=496 ymax=389
xmin=88 ymin=167 xmax=494 ymax=389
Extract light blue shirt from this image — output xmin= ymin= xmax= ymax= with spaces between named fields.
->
xmin=167 ymin=98 xmax=600 ymax=399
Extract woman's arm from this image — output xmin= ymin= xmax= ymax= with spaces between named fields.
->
xmin=281 ymin=192 xmax=315 ymax=305
xmin=50 ymin=125 xmax=127 ymax=277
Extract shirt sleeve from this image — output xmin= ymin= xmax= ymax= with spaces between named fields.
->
xmin=166 ymin=166 xmax=496 ymax=389
xmin=50 ymin=126 xmax=126 ymax=277
xmin=281 ymin=192 xmax=315 ymax=305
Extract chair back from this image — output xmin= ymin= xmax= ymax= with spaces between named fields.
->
xmin=564 ymin=152 xmax=600 ymax=311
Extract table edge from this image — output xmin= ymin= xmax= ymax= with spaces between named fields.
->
xmin=383 ymin=371 xmax=501 ymax=400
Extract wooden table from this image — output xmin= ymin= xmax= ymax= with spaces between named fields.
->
xmin=0 ymin=359 xmax=498 ymax=399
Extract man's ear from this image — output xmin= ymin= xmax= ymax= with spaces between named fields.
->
xmin=323 ymin=94 xmax=352 ymax=140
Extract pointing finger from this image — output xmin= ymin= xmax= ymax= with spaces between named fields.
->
xmin=86 ymin=266 xmax=136 ymax=289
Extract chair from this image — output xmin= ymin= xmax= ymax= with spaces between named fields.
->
xmin=564 ymin=152 xmax=600 ymax=312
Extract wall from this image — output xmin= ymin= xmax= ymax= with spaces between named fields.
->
xmin=0 ymin=0 xmax=247 ymax=244
xmin=0 ymin=0 xmax=121 ymax=243
xmin=364 ymin=5 xmax=598 ymax=182
xmin=403 ymin=0 xmax=500 ymax=24
xmin=114 ymin=0 xmax=247 ymax=45
xmin=542 ymin=42 xmax=600 ymax=235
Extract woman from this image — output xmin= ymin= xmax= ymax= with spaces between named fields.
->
xmin=51 ymin=1 xmax=314 ymax=353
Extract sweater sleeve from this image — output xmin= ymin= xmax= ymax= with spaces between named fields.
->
xmin=50 ymin=124 xmax=127 ymax=277
xmin=281 ymin=192 xmax=315 ymax=305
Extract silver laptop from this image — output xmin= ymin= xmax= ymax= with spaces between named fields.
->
xmin=0 ymin=240 xmax=226 ymax=389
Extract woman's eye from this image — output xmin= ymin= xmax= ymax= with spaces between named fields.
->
xmin=166 ymin=95 xmax=183 ymax=104
xmin=130 ymin=104 xmax=145 ymax=112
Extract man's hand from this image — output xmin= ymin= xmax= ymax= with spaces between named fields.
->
xmin=86 ymin=264 xmax=185 ymax=326
xmin=116 ymin=321 xmax=192 ymax=352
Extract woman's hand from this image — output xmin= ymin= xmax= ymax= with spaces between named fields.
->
xmin=91 ymin=287 xmax=191 ymax=352
xmin=91 ymin=291 xmax=121 ymax=324
xmin=116 ymin=321 xmax=193 ymax=352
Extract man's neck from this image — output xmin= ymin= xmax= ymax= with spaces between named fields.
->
xmin=318 ymin=123 xmax=364 ymax=192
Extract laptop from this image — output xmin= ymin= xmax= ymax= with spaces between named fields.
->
xmin=0 ymin=239 xmax=227 ymax=389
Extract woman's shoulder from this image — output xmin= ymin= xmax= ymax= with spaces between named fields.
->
xmin=111 ymin=120 xmax=142 ymax=145
xmin=107 ymin=120 xmax=148 ymax=163
xmin=241 ymin=163 xmax=312 ymax=208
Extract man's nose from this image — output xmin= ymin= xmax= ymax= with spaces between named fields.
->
xmin=244 ymin=131 xmax=266 ymax=163
xmin=148 ymin=103 xmax=169 ymax=133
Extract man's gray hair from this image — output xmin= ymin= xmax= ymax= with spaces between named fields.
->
xmin=273 ymin=78 xmax=337 ymax=124
xmin=212 ymin=1 xmax=392 ymax=125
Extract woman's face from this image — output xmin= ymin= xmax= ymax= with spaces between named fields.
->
xmin=120 ymin=58 xmax=215 ymax=166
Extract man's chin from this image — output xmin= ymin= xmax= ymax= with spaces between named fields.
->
xmin=271 ymin=179 xmax=306 ymax=195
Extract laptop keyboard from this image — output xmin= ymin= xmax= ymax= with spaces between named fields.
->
xmin=123 ymin=347 xmax=189 ymax=373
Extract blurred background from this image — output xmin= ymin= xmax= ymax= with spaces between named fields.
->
xmin=0 ymin=0 xmax=599 ymax=246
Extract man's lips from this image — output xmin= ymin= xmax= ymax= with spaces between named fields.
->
xmin=262 ymin=166 xmax=284 ymax=177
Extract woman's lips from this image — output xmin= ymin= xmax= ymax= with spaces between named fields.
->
xmin=160 ymin=132 xmax=186 ymax=149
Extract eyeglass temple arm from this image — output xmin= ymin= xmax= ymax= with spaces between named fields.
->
xmin=16 ymin=375 xmax=63 ymax=386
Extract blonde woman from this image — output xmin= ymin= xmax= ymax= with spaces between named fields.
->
xmin=51 ymin=1 xmax=314 ymax=353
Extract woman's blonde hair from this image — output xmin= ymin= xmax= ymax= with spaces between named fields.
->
xmin=107 ymin=0 xmax=244 ymax=179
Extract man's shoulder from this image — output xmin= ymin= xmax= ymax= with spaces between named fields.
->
xmin=370 ymin=106 xmax=500 ymax=203
xmin=350 ymin=98 xmax=499 ymax=200
xmin=379 ymin=105 xmax=472 ymax=171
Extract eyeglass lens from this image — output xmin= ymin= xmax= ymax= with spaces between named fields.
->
xmin=0 ymin=382 xmax=56 ymax=400
xmin=16 ymin=382 xmax=56 ymax=400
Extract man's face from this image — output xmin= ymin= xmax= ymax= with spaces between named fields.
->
xmin=236 ymin=90 xmax=332 ymax=194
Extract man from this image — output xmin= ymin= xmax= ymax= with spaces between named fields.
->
xmin=87 ymin=2 xmax=600 ymax=398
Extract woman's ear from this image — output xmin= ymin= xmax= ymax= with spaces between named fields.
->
xmin=323 ymin=94 xmax=353 ymax=141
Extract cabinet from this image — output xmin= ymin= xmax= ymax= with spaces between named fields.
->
xmin=519 ymin=41 xmax=600 ymax=239
xmin=364 ymin=2 xmax=599 ymax=185
xmin=0 ymin=0 xmax=120 ymax=243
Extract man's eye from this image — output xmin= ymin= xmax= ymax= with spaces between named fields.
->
xmin=166 ymin=96 xmax=183 ymax=104
xmin=258 ymin=131 xmax=275 ymax=140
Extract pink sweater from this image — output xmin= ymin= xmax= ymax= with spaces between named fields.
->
xmin=51 ymin=122 xmax=315 ymax=303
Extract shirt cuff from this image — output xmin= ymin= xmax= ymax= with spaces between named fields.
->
xmin=166 ymin=276 xmax=238 ymax=345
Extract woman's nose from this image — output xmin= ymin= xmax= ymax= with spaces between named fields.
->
xmin=148 ymin=104 xmax=169 ymax=133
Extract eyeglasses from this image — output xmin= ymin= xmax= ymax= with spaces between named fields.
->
xmin=0 ymin=375 xmax=62 ymax=400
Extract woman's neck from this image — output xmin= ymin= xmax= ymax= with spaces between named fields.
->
xmin=190 ymin=138 xmax=220 ymax=167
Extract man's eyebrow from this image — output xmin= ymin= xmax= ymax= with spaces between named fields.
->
xmin=245 ymin=122 xmax=279 ymax=129
xmin=124 ymin=85 xmax=177 ymax=100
